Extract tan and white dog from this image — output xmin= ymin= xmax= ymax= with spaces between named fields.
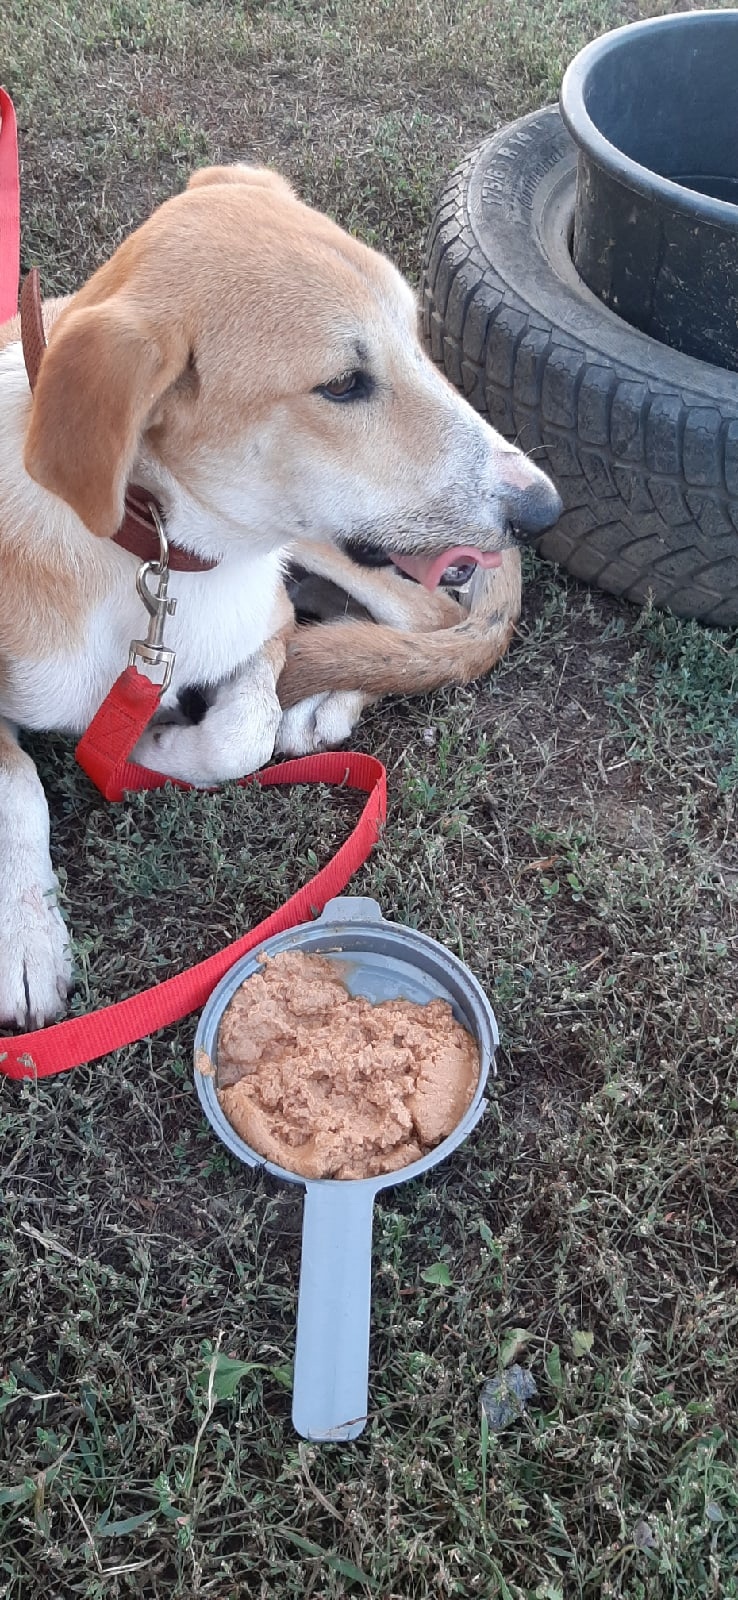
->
xmin=0 ymin=164 xmax=561 ymax=1030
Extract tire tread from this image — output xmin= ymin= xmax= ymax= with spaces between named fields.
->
xmin=419 ymin=114 xmax=738 ymax=623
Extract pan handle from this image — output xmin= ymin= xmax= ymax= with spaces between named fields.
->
xmin=292 ymin=1180 xmax=376 ymax=1441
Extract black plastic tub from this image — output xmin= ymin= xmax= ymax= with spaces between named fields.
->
xmin=560 ymin=10 xmax=738 ymax=372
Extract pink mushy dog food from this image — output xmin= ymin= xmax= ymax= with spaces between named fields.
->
xmin=216 ymin=949 xmax=479 ymax=1180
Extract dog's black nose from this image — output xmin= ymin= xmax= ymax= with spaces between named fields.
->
xmin=505 ymin=480 xmax=563 ymax=544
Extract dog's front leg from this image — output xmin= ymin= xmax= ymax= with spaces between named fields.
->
xmin=131 ymin=637 xmax=287 ymax=787
xmin=0 ymin=719 xmax=72 ymax=1029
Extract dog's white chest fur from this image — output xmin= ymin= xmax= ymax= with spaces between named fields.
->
xmin=3 ymin=546 xmax=286 ymax=734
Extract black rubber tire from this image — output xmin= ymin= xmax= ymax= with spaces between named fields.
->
xmin=420 ymin=106 xmax=738 ymax=626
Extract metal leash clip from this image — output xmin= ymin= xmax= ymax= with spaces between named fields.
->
xmin=128 ymin=504 xmax=177 ymax=692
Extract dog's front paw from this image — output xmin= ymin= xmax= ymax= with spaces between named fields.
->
xmin=276 ymin=691 xmax=367 ymax=755
xmin=0 ymin=879 xmax=72 ymax=1030
xmin=132 ymin=660 xmax=282 ymax=786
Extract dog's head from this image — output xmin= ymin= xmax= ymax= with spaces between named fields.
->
xmin=24 ymin=164 xmax=561 ymax=584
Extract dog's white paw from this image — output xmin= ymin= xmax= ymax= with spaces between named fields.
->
xmin=133 ymin=714 xmax=278 ymax=786
xmin=132 ymin=659 xmax=282 ymax=785
xmin=276 ymin=691 xmax=367 ymax=755
xmin=0 ymin=878 xmax=72 ymax=1030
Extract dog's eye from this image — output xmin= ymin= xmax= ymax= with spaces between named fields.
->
xmin=316 ymin=370 xmax=370 ymax=402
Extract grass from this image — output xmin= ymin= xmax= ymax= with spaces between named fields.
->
xmin=1 ymin=0 xmax=737 ymax=1595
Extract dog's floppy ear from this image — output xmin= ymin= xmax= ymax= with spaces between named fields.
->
xmin=188 ymin=163 xmax=295 ymax=200
xmin=24 ymin=301 xmax=189 ymax=538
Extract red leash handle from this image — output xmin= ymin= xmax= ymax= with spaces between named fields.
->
xmin=0 ymin=88 xmax=20 ymax=325
xmin=0 ymin=669 xmax=387 ymax=1080
xmin=75 ymin=665 xmax=165 ymax=800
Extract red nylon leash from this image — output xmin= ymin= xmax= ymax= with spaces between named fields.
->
xmin=0 ymin=88 xmax=20 ymax=325
xmin=0 ymin=666 xmax=386 ymax=1081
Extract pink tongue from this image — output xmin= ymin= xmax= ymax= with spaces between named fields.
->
xmin=390 ymin=546 xmax=503 ymax=591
